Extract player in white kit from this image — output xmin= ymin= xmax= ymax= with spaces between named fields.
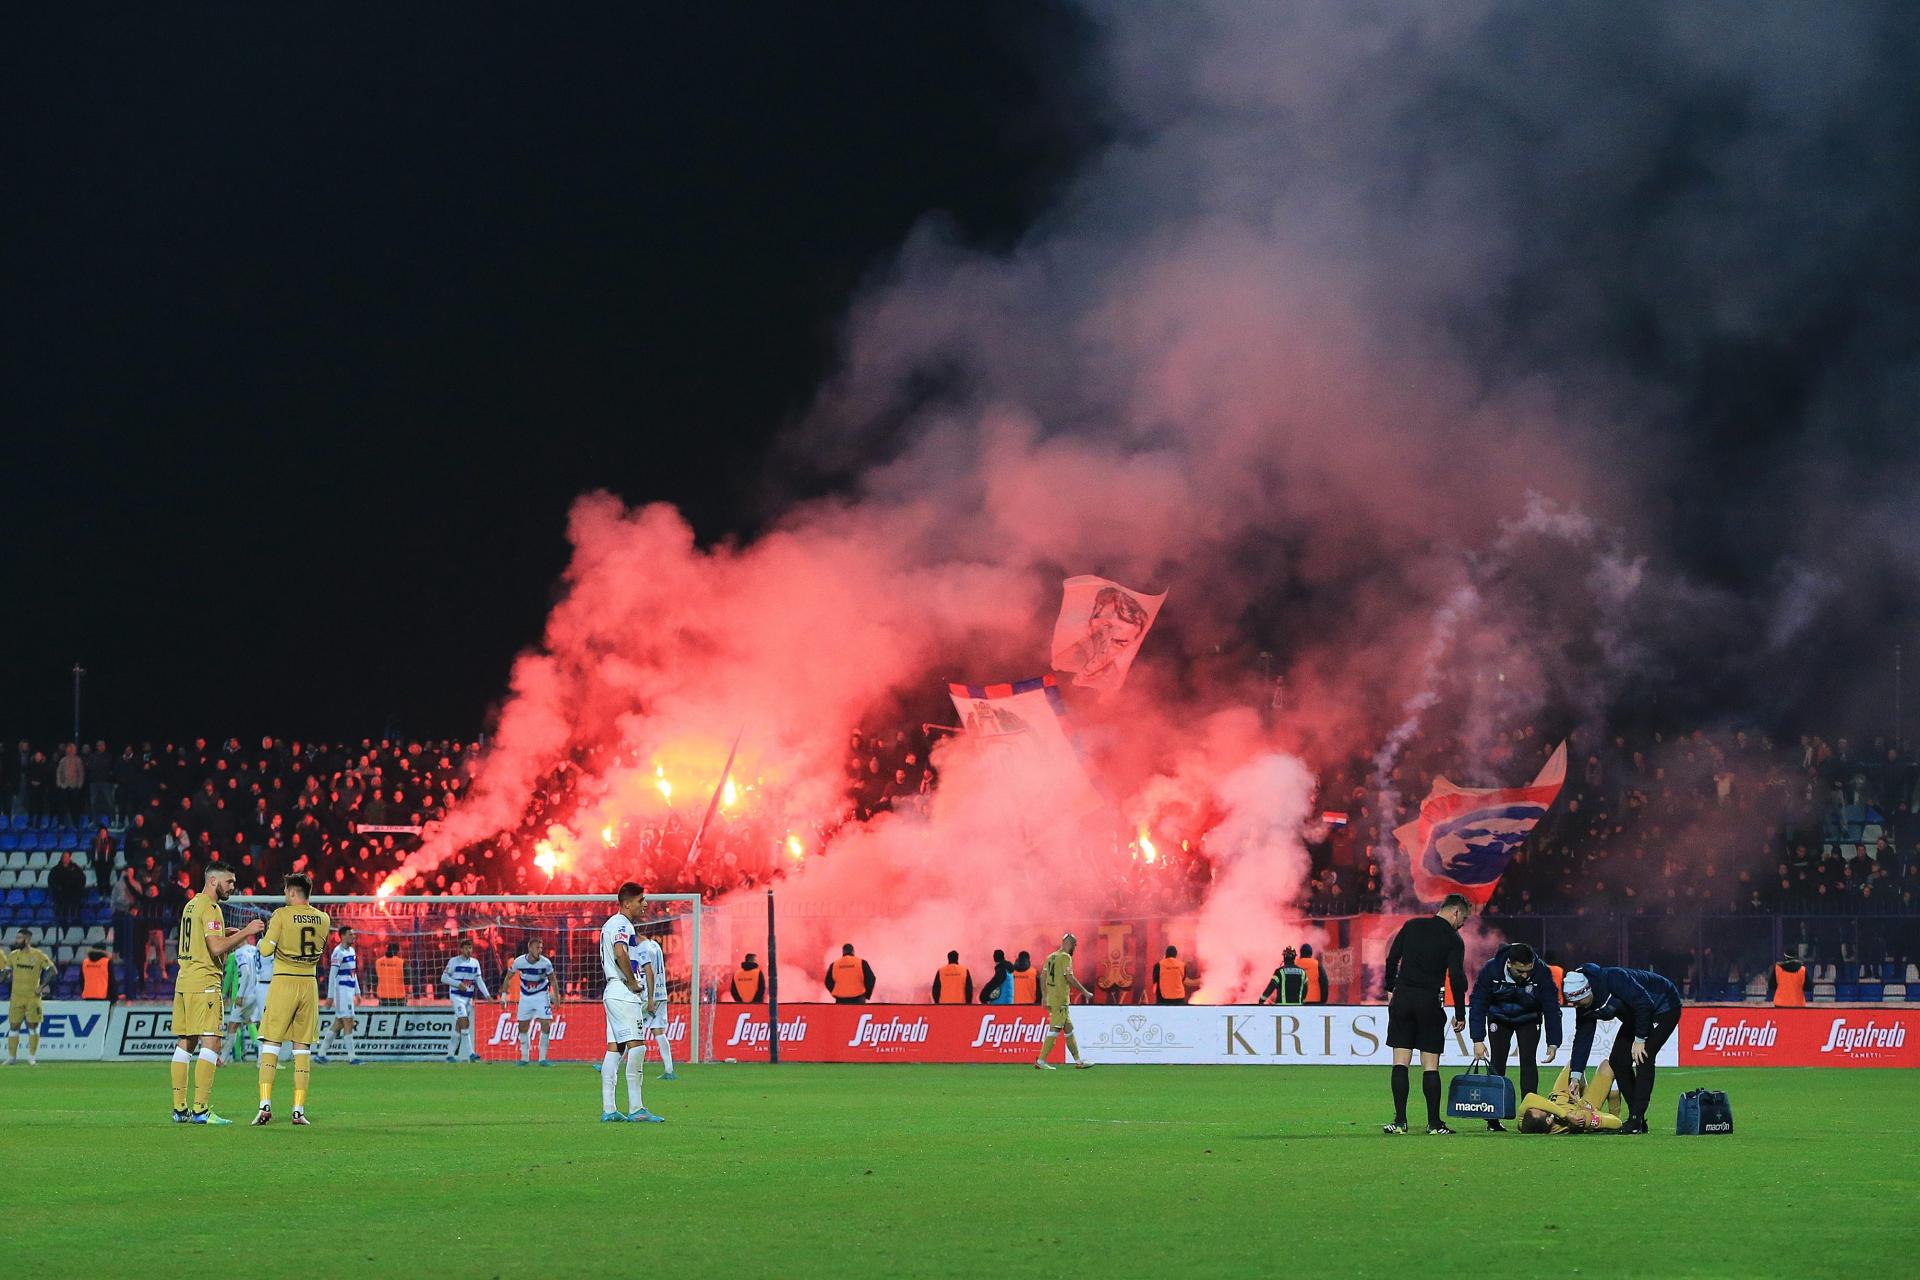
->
xmin=221 ymin=939 xmax=264 ymax=1064
xmin=599 ymin=882 xmax=663 ymax=1123
xmin=317 ymin=927 xmax=361 ymax=1064
xmin=634 ymin=932 xmax=675 ymax=1080
xmin=509 ymin=936 xmax=557 ymax=1066
xmin=441 ymin=938 xmax=490 ymax=1062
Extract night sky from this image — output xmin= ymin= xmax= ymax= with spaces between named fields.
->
xmin=4 ymin=6 xmax=1095 ymax=742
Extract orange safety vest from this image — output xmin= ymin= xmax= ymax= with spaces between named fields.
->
xmin=376 ymin=955 xmax=407 ymax=1003
xmin=1298 ymin=956 xmax=1324 ymax=1002
xmin=732 ymin=966 xmax=762 ymax=1002
xmin=936 ymin=963 xmax=970 ymax=1003
xmin=1548 ymin=965 xmax=1565 ymax=999
xmin=1011 ymin=968 xmax=1038 ymax=1003
xmin=1158 ymin=957 xmax=1187 ymax=1001
xmin=82 ymin=955 xmax=109 ymax=999
xmin=830 ymin=954 xmax=867 ymax=998
xmin=1773 ymin=964 xmax=1807 ymax=1007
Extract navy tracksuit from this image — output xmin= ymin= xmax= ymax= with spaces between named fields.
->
xmin=1568 ymin=964 xmax=1682 ymax=1123
xmin=1467 ymin=945 xmax=1561 ymax=1100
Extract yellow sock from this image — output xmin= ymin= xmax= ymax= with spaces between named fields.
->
xmin=171 ymin=1050 xmax=192 ymax=1110
xmin=1066 ymin=1033 xmax=1081 ymax=1061
xmin=193 ymin=1050 xmax=219 ymax=1111
xmin=28 ymin=1031 xmax=39 ymax=1056
xmin=293 ymin=1051 xmax=310 ymax=1109
xmin=258 ymin=1048 xmax=279 ymax=1103
xmin=7 ymin=1033 xmax=17 ymax=1060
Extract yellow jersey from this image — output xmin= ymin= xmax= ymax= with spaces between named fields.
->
xmin=6 ymin=946 xmax=54 ymax=994
xmin=1042 ymin=949 xmax=1077 ymax=1008
xmin=259 ymin=905 xmax=332 ymax=978
xmin=174 ymin=890 xmax=227 ymax=993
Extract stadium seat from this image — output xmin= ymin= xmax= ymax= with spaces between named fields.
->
xmin=0 ymin=834 xmax=18 ymax=852
xmin=3 ymin=850 xmax=24 ymax=870
xmin=2 ymin=890 xmax=23 ymax=907
xmin=0 ymin=871 xmax=12 ymax=890
xmin=1856 ymin=982 xmax=1884 ymax=1003
xmin=24 ymin=850 xmax=48 ymax=871
xmin=84 ymin=926 xmax=106 ymax=946
xmin=1885 ymin=985 xmax=1908 ymax=1004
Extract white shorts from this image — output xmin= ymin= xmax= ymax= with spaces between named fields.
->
xmin=604 ymin=994 xmax=644 ymax=1045
xmin=450 ymin=993 xmax=475 ymax=1021
xmin=331 ymin=987 xmax=358 ymax=1018
xmin=231 ymin=995 xmax=265 ymax=1024
xmin=643 ymin=1003 xmax=669 ymax=1033
xmin=516 ymin=993 xmax=553 ymax=1023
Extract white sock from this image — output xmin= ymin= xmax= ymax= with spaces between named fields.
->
xmin=519 ymin=1030 xmax=530 ymax=1062
xmin=601 ymin=1051 xmax=620 ymax=1113
xmin=625 ymin=1046 xmax=645 ymax=1113
xmin=655 ymin=1034 xmax=674 ymax=1075
xmin=461 ymin=1028 xmax=474 ymax=1057
xmin=450 ymin=1027 xmax=462 ymax=1056
xmin=538 ymin=1025 xmax=549 ymax=1061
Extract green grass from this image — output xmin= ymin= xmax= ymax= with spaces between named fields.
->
xmin=2 ymin=1062 xmax=1911 ymax=1278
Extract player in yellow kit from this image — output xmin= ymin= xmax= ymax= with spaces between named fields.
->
xmin=171 ymin=866 xmax=266 ymax=1124
xmin=6 ymin=929 xmax=57 ymax=1065
xmin=1036 ymin=932 xmax=1094 ymax=1070
xmin=1517 ymin=1062 xmax=1625 ymax=1133
xmin=253 ymin=872 xmax=331 ymax=1127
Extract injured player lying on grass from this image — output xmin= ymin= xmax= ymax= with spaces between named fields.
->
xmin=1517 ymin=1063 xmax=1626 ymax=1133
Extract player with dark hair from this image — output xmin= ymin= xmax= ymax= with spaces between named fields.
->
xmin=253 ymin=872 xmax=329 ymax=1126
xmin=599 ymin=882 xmax=663 ymax=1122
xmin=1381 ymin=894 xmax=1471 ymax=1135
xmin=1468 ymin=941 xmax=1561 ymax=1131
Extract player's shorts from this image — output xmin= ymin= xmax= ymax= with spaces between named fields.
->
xmin=516 ymin=992 xmax=553 ymax=1023
xmin=605 ymin=993 xmax=644 ymax=1045
xmin=261 ymin=976 xmax=320 ymax=1044
xmin=237 ymin=993 xmax=266 ymax=1023
xmin=1386 ymin=991 xmax=1445 ymax=1054
xmin=8 ymin=994 xmax=42 ymax=1027
xmin=450 ymin=993 xmax=475 ymax=1021
xmin=331 ymin=985 xmax=358 ymax=1017
xmin=172 ymin=986 xmax=224 ymax=1038
xmin=643 ymin=1002 xmax=669 ymax=1032
xmin=1046 ymin=1002 xmax=1073 ymax=1032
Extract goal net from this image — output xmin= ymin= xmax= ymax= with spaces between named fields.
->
xmin=222 ymin=893 xmax=710 ymax=1063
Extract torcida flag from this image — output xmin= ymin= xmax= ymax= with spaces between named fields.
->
xmin=1049 ymin=576 xmax=1167 ymax=695
xmin=1394 ymin=743 xmax=1567 ymax=905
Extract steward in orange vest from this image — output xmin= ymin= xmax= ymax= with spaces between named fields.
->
xmin=1297 ymin=944 xmax=1327 ymax=1004
xmin=1544 ymin=954 xmax=1565 ymax=1001
xmin=1152 ymin=946 xmax=1190 ymax=1004
xmin=825 ymin=943 xmax=875 ymax=1003
xmin=731 ymin=954 xmax=766 ymax=1003
xmin=932 ymin=951 xmax=974 ymax=1004
xmin=1769 ymin=956 xmax=1808 ymax=1007
xmin=82 ymin=949 xmax=111 ymax=999
xmin=376 ymin=946 xmax=408 ymax=1004
xmin=1010 ymin=951 xmax=1039 ymax=1004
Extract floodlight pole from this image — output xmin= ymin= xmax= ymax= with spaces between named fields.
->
xmin=766 ymin=888 xmax=780 ymax=1065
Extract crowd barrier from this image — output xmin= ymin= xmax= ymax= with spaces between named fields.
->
xmin=30 ymin=1002 xmax=1915 ymax=1066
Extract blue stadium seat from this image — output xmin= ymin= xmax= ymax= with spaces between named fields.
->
xmin=1835 ymin=983 xmax=1860 ymax=1001
xmin=22 ymin=888 xmax=46 ymax=906
xmin=0 ymin=833 xmax=18 ymax=851
xmin=1856 ymin=983 xmax=1884 ymax=1003
xmin=2 ymin=890 xmax=23 ymax=907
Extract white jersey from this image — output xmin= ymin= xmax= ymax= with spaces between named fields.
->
xmin=511 ymin=953 xmax=556 ymax=1018
xmin=441 ymin=955 xmax=491 ymax=1000
xmin=600 ymin=913 xmax=642 ymax=1005
xmin=329 ymin=944 xmax=360 ymax=1008
xmin=230 ymin=942 xmax=262 ymax=1014
xmin=255 ymin=948 xmax=274 ymax=989
xmin=635 ymin=936 xmax=668 ymax=1030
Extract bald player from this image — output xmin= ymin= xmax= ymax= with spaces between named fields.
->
xmin=170 ymin=866 xmax=265 ymax=1124
xmin=1036 ymin=932 xmax=1094 ymax=1070
xmin=252 ymin=873 xmax=331 ymax=1126
xmin=5 ymin=929 xmax=57 ymax=1066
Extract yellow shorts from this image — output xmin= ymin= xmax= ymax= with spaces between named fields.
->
xmin=1047 ymin=1003 xmax=1073 ymax=1032
xmin=261 ymin=976 xmax=319 ymax=1045
xmin=171 ymin=988 xmax=223 ymax=1038
xmin=9 ymin=994 xmax=42 ymax=1027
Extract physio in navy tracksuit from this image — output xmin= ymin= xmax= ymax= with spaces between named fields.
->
xmin=1468 ymin=942 xmax=1561 ymax=1128
xmin=1563 ymin=964 xmax=1683 ymax=1134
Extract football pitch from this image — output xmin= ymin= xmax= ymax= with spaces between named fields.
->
xmin=4 ymin=1063 xmax=1912 ymax=1278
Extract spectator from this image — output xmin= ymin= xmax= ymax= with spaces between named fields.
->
xmin=1152 ymin=945 xmax=1191 ymax=1005
xmin=932 ymin=950 xmax=974 ymax=1004
xmin=730 ymin=953 xmax=766 ymax=1003
xmin=2 ymin=741 xmax=22 ymax=820
xmin=48 ymin=851 xmax=88 ymax=929
xmin=85 ymin=740 xmax=113 ymax=819
xmin=89 ymin=825 xmax=116 ymax=895
xmin=980 ymin=948 xmax=1015 ymax=1004
xmin=25 ymin=748 xmax=51 ymax=825
xmin=825 ymin=943 xmax=874 ymax=1004
xmin=54 ymin=743 xmax=86 ymax=823
xmin=111 ymin=865 xmax=142 ymax=997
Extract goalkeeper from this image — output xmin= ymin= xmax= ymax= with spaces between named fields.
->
xmin=1516 ymin=1063 xmax=1624 ymax=1134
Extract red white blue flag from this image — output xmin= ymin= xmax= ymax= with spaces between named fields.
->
xmin=1394 ymin=743 xmax=1567 ymax=905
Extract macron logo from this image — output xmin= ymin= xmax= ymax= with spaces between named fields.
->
xmin=1689 ymin=1017 xmax=1777 ymax=1052
xmin=1820 ymin=1019 xmax=1905 ymax=1055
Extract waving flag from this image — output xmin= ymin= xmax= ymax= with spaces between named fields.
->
xmin=948 ymin=674 xmax=1102 ymax=814
xmin=1394 ymin=743 xmax=1567 ymax=905
xmin=1050 ymin=575 xmax=1167 ymax=696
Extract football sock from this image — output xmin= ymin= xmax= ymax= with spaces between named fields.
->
xmin=1065 ymin=1032 xmax=1081 ymax=1063
xmin=1423 ymin=1070 xmax=1442 ymax=1126
xmin=342 ymin=1032 xmax=355 ymax=1058
xmin=258 ymin=1043 xmax=281 ymax=1103
xmin=1390 ymin=1064 xmax=1409 ymax=1124
xmin=292 ymin=1048 xmax=310 ymax=1110
xmin=625 ymin=1046 xmax=645 ymax=1111
xmin=28 ymin=1029 xmax=39 ymax=1056
xmin=520 ymin=1031 xmax=531 ymax=1062
xmin=538 ymin=1026 xmax=548 ymax=1062
xmin=194 ymin=1048 xmax=220 ymax=1110
xmin=171 ymin=1048 xmax=193 ymax=1110
xmin=1038 ymin=1031 xmax=1056 ymax=1064
xmin=6 ymin=1031 xmax=16 ymax=1061
xmin=655 ymin=1034 xmax=674 ymax=1075
xmin=601 ymin=1051 xmax=620 ymax=1112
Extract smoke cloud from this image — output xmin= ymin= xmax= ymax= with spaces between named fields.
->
xmin=398 ymin=2 xmax=1920 ymax=993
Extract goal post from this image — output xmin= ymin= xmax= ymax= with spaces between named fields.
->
xmin=224 ymin=893 xmax=709 ymax=1063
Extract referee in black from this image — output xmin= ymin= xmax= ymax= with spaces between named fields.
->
xmin=1381 ymin=893 xmax=1472 ymax=1135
